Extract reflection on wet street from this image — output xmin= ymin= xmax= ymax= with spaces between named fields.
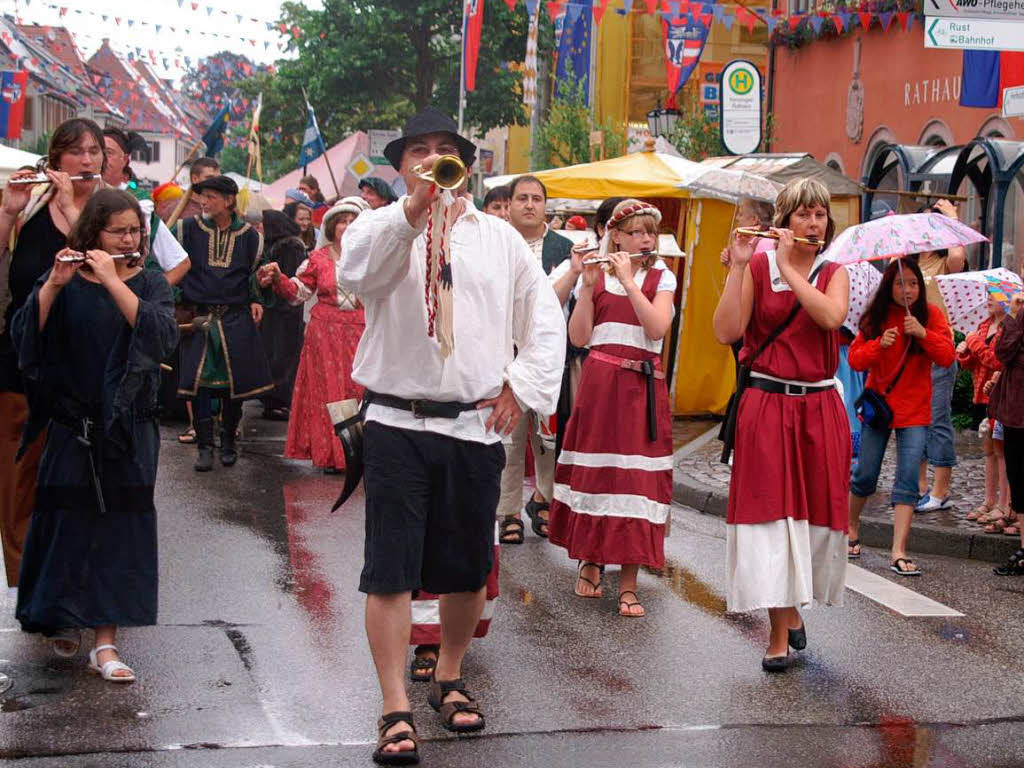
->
xmin=1 ymin=421 xmax=1023 ymax=766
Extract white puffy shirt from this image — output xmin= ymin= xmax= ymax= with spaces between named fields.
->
xmin=339 ymin=198 xmax=567 ymax=444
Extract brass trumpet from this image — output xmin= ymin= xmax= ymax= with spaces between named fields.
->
xmin=411 ymin=154 xmax=467 ymax=190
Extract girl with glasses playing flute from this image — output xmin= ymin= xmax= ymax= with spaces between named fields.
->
xmin=10 ymin=189 xmax=178 ymax=682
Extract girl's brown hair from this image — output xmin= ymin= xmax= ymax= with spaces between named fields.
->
xmin=67 ymin=188 xmax=148 ymax=265
xmin=48 ymin=118 xmax=106 ymax=175
xmin=773 ymin=178 xmax=835 ymax=249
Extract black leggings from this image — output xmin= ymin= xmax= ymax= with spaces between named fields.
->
xmin=193 ymin=387 xmax=241 ymax=426
xmin=1004 ymin=425 xmax=1024 ymax=513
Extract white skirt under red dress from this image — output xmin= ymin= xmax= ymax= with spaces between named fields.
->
xmin=547 ymin=349 xmax=673 ymax=568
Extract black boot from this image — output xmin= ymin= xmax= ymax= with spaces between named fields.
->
xmin=194 ymin=418 xmax=214 ymax=472
xmin=220 ymin=401 xmax=240 ymax=467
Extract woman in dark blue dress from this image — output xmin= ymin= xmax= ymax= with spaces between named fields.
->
xmin=11 ymin=189 xmax=178 ymax=683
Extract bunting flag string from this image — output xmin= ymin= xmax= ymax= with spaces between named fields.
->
xmin=503 ymin=0 xmax=919 ymax=45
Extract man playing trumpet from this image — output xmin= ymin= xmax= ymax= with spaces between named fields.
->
xmin=340 ymin=106 xmax=565 ymax=765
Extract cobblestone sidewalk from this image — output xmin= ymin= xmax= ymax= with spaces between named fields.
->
xmin=673 ymin=428 xmax=1019 ymax=563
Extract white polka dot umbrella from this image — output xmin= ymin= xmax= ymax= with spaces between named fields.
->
xmin=840 ymin=260 xmax=883 ymax=335
xmin=934 ymin=268 xmax=1023 ymax=334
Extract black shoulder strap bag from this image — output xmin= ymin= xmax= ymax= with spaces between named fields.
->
xmin=719 ymin=262 xmax=826 ymax=465
xmin=853 ymin=343 xmax=911 ymax=431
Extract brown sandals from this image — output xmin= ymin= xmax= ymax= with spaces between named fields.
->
xmin=373 ymin=711 xmax=419 ymax=765
xmin=427 ymin=676 xmax=486 ymax=733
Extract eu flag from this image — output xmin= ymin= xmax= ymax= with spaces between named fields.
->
xmin=201 ymin=103 xmax=230 ymax=157
xmin=555 ymin=4 xmax=592 ymax=104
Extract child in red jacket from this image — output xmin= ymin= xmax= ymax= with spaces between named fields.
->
xmin=847 ymin=259 xmax=954 ymax=576
xmin=958 ymin=295 xmax=1015 ymax=534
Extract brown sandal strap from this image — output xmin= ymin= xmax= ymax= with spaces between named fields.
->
xmin=441 ymin=698 xmax=483 ymax=725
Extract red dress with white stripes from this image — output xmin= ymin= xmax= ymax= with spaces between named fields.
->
xmin=273 ymin=246 xmax=365 ymax=470
xmin=410 ymin=524 xmax=499 ymax=645
xmin=547 ymin=267 xmax=674 ymax=568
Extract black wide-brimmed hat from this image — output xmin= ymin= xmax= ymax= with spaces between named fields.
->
xmin=192 ymin=175 xmax=238 ymax=196
xmin=383 ymin=106 xmax=476 ymax=171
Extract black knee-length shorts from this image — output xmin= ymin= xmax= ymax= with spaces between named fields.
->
xmin=358 ymin=422 xmax=506 ymax=595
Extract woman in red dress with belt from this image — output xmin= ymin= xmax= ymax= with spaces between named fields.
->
xmin=713 ymin=178 xmax=850 ymax=672
xmin=547 ymin=199 xmax=676 ymax=618
xmin=258 ymin=197 xmax=368 ymax=472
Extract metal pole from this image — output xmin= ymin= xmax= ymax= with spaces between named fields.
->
xmin=458 ymin=0 xmax=467 ymax=134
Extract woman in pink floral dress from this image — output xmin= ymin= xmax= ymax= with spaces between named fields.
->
xmin=259 ymin=197 xmax=369 ymax=472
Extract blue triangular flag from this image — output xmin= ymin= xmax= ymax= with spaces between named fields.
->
xmin=721 ymin=10 xmax=734 ymax=28
xmin=809 ymin=15 xmax=824 ymax=33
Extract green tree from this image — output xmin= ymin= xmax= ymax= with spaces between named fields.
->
xmin=198 ymin=0 xmax=551 ymax=180
xmin=532 ymin=74 xmax=626 ymax=168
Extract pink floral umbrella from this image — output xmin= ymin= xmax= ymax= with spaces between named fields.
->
xmin=823 ymin=212 xmax=988 ymax=265
xmin=934 ymin=268 xmax=1024 ymax=334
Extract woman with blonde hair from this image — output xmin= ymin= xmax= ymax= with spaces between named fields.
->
xmin=547 ymin=199 xmax=676 ymax=618
xmin=712 ymin=178 xmax=850 ymax=672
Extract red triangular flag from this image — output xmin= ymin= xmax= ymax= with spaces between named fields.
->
xmin=546 ymin=0 xmax=562 ymax=21
xmin=644 ymin=0 xmax=657 ymax=12
xmin=858 ymin=11 xmax=871 ymax=29
xmin=593 ymin=0 xmax=609 ymax=23
xmin=897 ymin=11 xmax=910 ymax=31
xmin=788 ymin=14 xmax=802 ymax=30
xmin=504 ymin=0 xmax=517 ymax=9
xmin=745 ymin=12 xmax=757 ymax=32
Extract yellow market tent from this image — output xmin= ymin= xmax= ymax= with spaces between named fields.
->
xmin=531 ymin=151 xmax=705 ymax=199
xmin=524 ymin=150 xmax=743 ymax=416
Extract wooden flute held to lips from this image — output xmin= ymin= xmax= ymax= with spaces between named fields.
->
xmin=733 ymin=227 xmax=824 ymax=247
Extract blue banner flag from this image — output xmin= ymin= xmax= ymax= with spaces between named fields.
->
xmin=201 ymin=103 xmax=230 ymax=157
xmin=555 ymin=4 xmax=592 ymax=103
xmin=300 ymin=99 xmax=327 ymax=168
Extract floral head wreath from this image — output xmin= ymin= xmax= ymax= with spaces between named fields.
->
xmin=608 ymin=201 xmax=662 ymax=229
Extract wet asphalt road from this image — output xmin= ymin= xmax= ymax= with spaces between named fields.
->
xmin=2 ymin=414 xmax=1024 ymax=767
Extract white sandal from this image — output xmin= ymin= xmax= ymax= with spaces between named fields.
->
xmin=51 ymin=629 xmax=81 ymax=658
xmin=88 ymin=644 xmax=136 ymax=683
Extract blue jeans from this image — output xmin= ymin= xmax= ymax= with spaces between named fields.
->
xmin=925 ymin=361 xmax=957 ymax=468
xmin=851 ymin=423 xmax=928 ymax=507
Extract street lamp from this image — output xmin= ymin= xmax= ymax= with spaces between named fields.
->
xmin=647 ymin=99 xmax=681 ymax=138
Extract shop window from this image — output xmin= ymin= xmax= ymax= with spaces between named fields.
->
xmin=132 ymin=141 xmax=159 ymax=164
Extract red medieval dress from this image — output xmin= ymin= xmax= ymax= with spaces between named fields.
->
xmin=547 ymin=263 xmax=676 ymax=568
xmin=726 ymin=251 xmax=850 ymax=613
xmin=272 ymin=245 xmax=365 ymax=470
xmin=410 ymin=522 xmax=499 ymax=646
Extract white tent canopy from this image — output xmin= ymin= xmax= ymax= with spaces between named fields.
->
xmin=0 ymin=144 xmax=41 ymax=183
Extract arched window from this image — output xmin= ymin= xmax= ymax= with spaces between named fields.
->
xmin=918 ymin=119 xmax=953 ymax=147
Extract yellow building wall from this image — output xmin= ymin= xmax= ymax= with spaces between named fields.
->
xmin=596 ymin=11 xmax=630 ymax=127
xmin=505 ymin=124 xmax=532 ymax=175
xmin=593 ymin=6 xmax=769 ymax=133
xmin=672 ymin=197 xmax=736 ymax=416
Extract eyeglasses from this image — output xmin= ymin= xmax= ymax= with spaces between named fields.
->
xmin=103 ymin=226 xmax=143 ymax=238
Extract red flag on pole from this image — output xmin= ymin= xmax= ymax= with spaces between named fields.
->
xmin=0 ymin=70 xmax=29 ymax=140
xmin=464 ymin=0 xmax=486 ymax=92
